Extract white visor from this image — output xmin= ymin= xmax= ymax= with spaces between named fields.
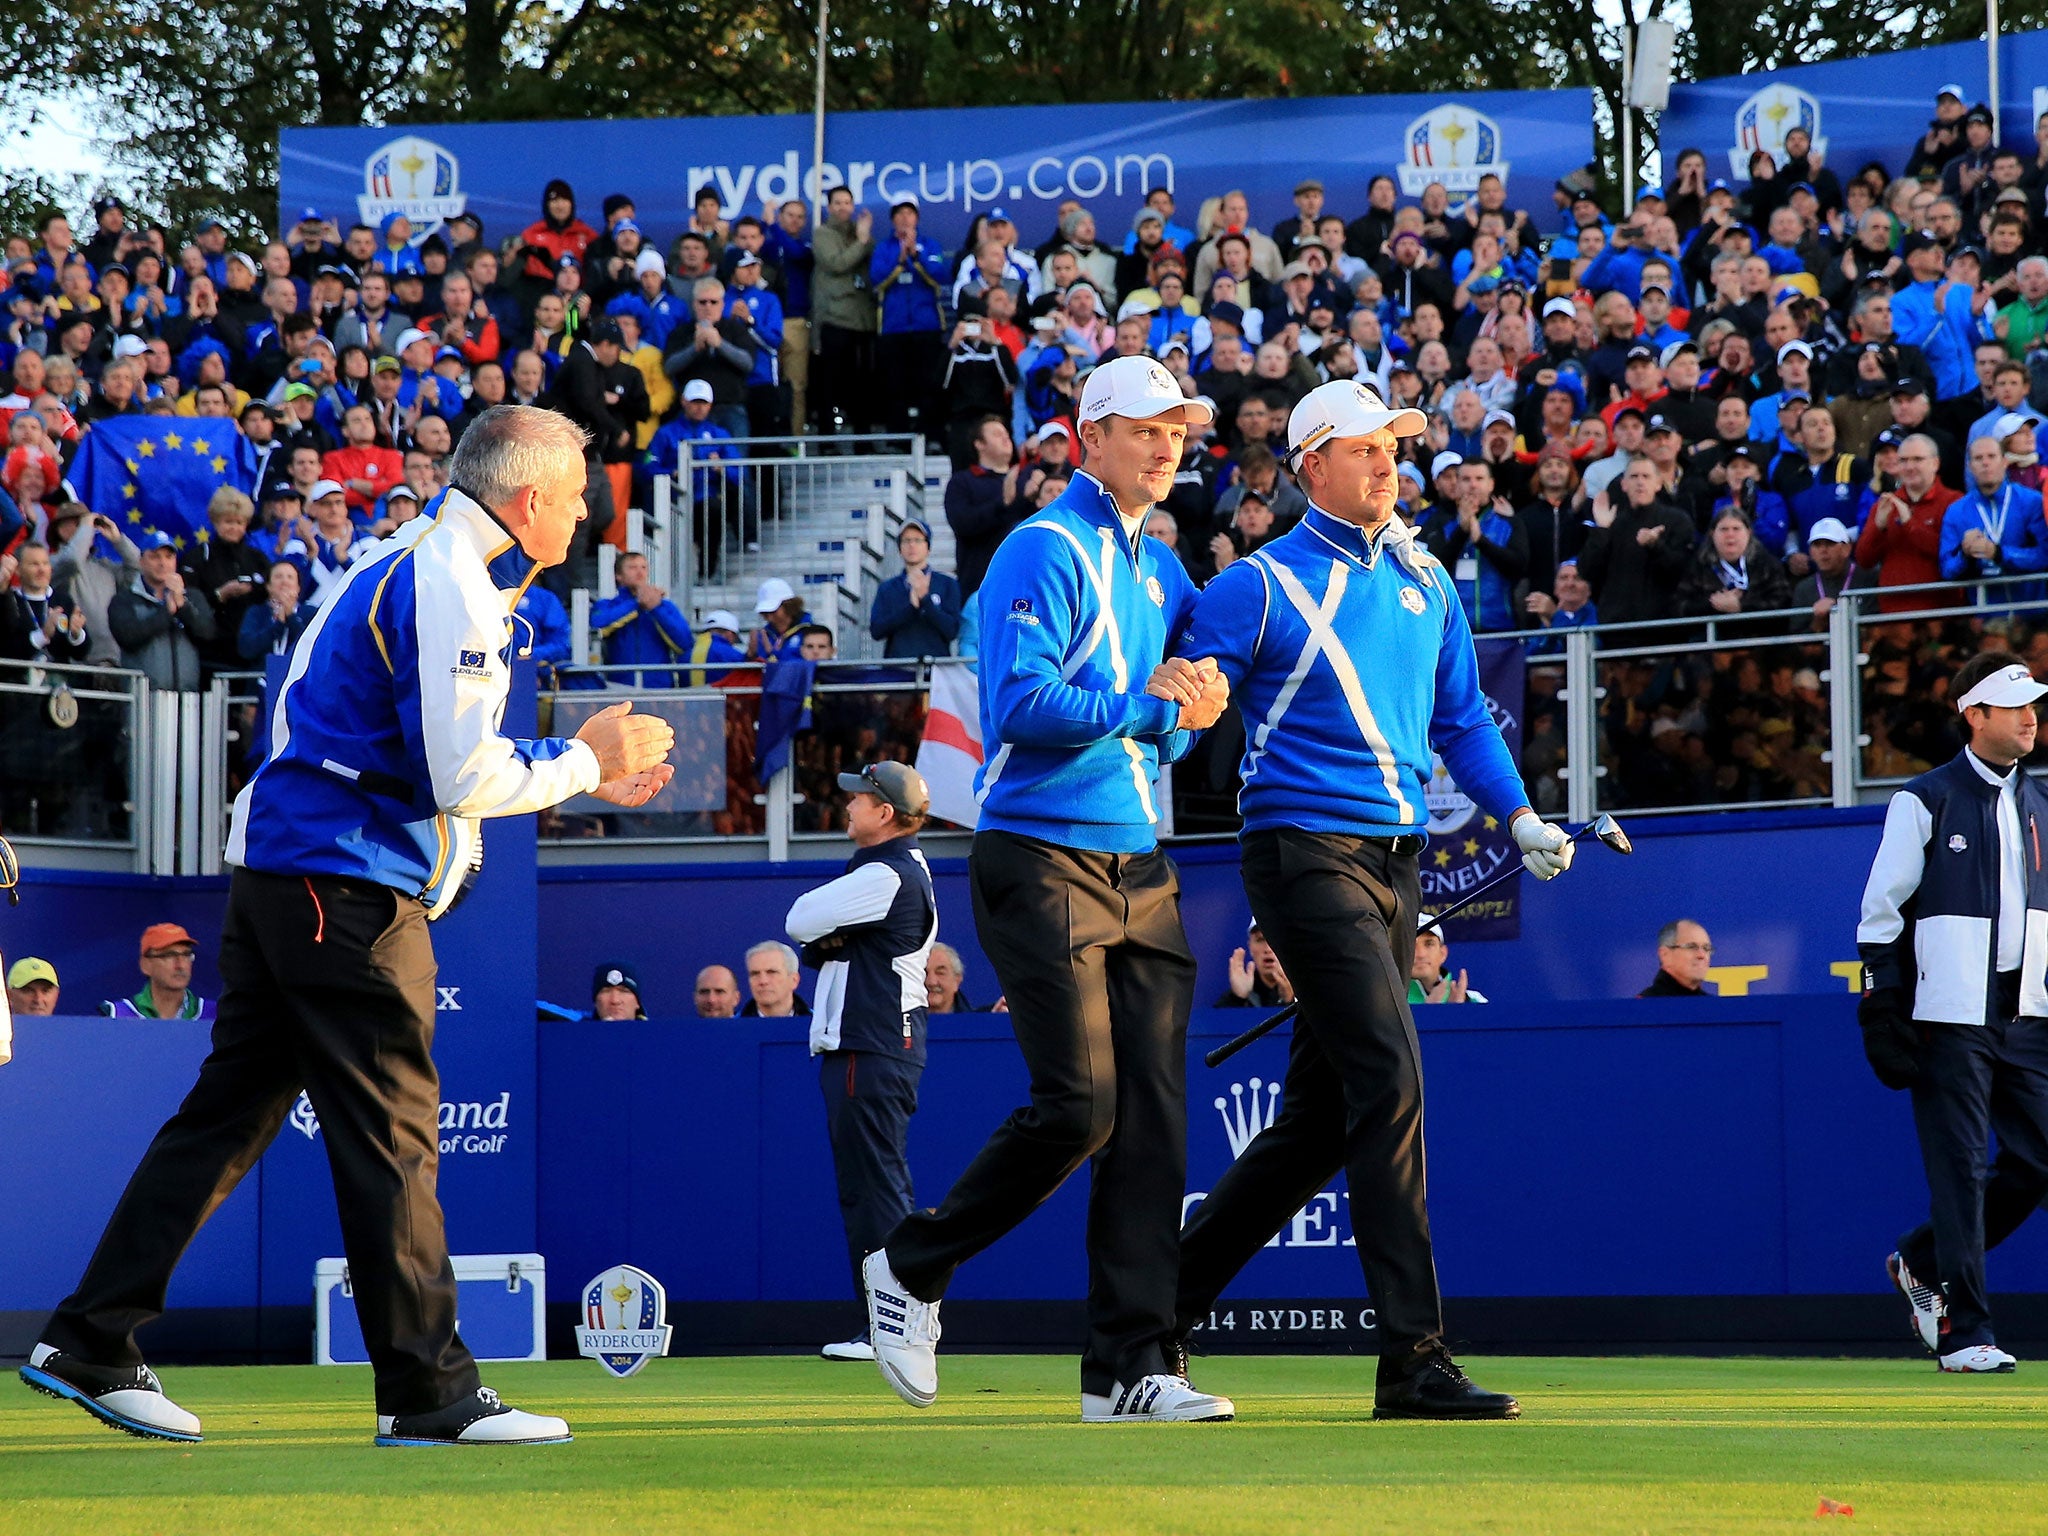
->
xmin=1958 ymin=662 xmax=2048 ymax=712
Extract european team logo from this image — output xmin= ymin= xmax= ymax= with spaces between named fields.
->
xmin=359 ymin=135 xmax=467 ymax=244
xmin=576 ymin=1265 xmax=673 ymax=1378
xmin=1728 ymin=85 xmax=1825 ymax=178
xmin=1397 ymin=105 xmax=1509 ymax=197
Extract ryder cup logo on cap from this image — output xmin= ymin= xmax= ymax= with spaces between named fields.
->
xmin=1077 ymin=355 xmax=1215 ymax=425
xmin=1287 ymin=380 xmax=1428 ymax=461
xmin=1956 ymin=662 xmax=2048 ymax=713
xmin=576 ymin=1264 xmax=672 ymax=1378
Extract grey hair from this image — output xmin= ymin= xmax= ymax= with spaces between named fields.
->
xmin=745 ymin=940 xmax=800 ymax=974
xmin=929 ymin=942 xmax=964 ymax=978
xmin=1657 ymin=920 xmax=1695 ymax=947
xmin=446 ymin=405 xmax=589 ymax=511
xmin=692 ymin=276 xmax=725 ymax=300
xmin=2021 ymin=256 xmax=2048 ymax=281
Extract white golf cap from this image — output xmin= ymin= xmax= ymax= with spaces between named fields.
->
xmin=1806 ymin=516 xmax=1852 ymax=544
xmin=1542 ymin=297 xmax=1578 ymax=320
xmin=1037 ymin=419 xmax=1071 ymax=441
xmin=1482 ymin=408 xmax=1517 ymax=431
xmin=1115 ymin=296 xmax=1152 ymax=323
xmin=1996 ymin=410 xmax=2041 ymax=439
xmin=392 ymin=327 xmax=433 ymax=354
xmin=111 ymin=333 xmax=149 ymax=358
xmin=755 ymin=576 xmax=797 ymax=613
xmin=1957 ymin=660 xmax=2048 ymax=712
xmin=1937 ymin=83 xmax=1966 ymax=100
xmin=1077 ymin=354 xmax=1214 ymax=426
xmin=1286 ymin=380 xmax=1426 ymax=461
xmin=1777 ymin=340 xmax=1814 ymax=362
xmin=704 ymin=609 xmax=741 ymax=632
xmin=682 ymin=379 xmax=714 ymax=403
xmin=310 ymin=478 xmax=347 ymax=501
xmin=1431 ymin=450 xmax=1465 ymax=479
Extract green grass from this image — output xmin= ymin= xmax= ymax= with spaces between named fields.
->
xmin=5 ymin=1355 xmax=2046 ymax=1535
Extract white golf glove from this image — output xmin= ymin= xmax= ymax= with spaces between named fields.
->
xmin=1511 ymin=812 xmax=1573 ymax=881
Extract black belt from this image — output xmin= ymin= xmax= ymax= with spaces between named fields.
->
xmin=1387 ymin=833 xmax=1426 ymax=856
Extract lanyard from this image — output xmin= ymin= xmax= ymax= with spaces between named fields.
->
xmin=1979 ymin=484 xmax=2013 ymax=547
xmin=1717 ymin=558 xmax=1748 ymax=591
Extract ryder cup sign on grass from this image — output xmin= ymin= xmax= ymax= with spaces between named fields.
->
xmin=576 ymin=1265 xmax=673 ymax=1378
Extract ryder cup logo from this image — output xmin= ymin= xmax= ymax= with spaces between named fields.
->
xmin=1215 ymin=1078 xmax=1281 ymax=1158
xmin=1397 ymin=105 xmax=1508 ymax=197
xmin=1728 ymin=85 xmax=1826 ymax=178
xmin=576 ymin=1265 xmax=672 ymax=1378
xmin=359 ymin=135 xmax=467 ymax=243
xmin=289 ymin=1091 xmax=320 ymax=1139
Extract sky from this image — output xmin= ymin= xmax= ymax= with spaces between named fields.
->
xmin=12 ymin=93 xmax=110 ymax=185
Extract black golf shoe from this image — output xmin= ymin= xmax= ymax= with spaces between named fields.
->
xmin=1374 ymin=1343 xmax=1521 ymax=1420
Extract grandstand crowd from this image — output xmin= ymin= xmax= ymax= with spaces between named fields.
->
xmin=5 ymin=80 xmax=2048 ymax=832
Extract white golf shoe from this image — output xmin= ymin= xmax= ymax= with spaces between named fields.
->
xmin=863 ymin=1249 xmax=940 ymax=1407
xmin=1887 ymin=1251 xmax=1946 ymax=1354
xmin=375 ymin=1386 xmax=571 ymax=1446
xmin=20 ymin=1343 xmax=203 ymax=1442
xmin=1081 ymin=1374 xmax=1236 ymax=1423
xmin=821 ymin=1332 xmax=876 ymax=1362
xmin=1939 ymin=1343 xmax=2018 ymax=1374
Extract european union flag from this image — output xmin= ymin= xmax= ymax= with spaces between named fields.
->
xmin=68 ymin=417 xmax=260 ymax=550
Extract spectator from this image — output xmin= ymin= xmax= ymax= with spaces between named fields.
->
xmin=590 ymin=963 xmax=646 ymax=1021
xmin=944 ymin=414 xmax=1024 ymax=596
xmin=590 ymin=550 xmax=692 ymax=688
xmin=1523 ymin=557 xmax=1599 ymax=650
xmin=740 ymin=940 xmax=810 ymax=1017
xmin=1409 ymin=928 xmax=1485 ymax=1004
xmin=102 ymin=922 xmax=214 ymax=1019
xmin=1213 ymin=443 xmax=1308 ymax=530
xmin=186 ymin=487 xmax=271 ymax=666
xmin=811 ymin=189 xmax=876 ymax=434
xmin=109 ymin=531 xmax=215 ymax=691
xmin=926 ymin=942 xmax=975 ymax=1013
xmin=1639 ymin=918 xmax=1713 ymax=998
xmin=1422 ymin=459 xmax=1529 ymax=632
xmin=724 ymin=251 xmax=786 ymax=436
xmin=868 ymin=197 xmax=949 ymax=439
xmin=1577 ymin=458 xmax=1693 ymax=624
xmin=695 ymin=964 xmax=741 ymax=1018
xmin=517 ymin=178 xmax=597 ymax=284
xmin=0 ymin=542 xmax=89 ymax=665
xmin=870 ymin=519 xmax=962 ymax=660
xmin=1215 ymin=922 xmax=1294 ymax=1008
xmin=642 ymin=379 xmax=741 ymax=579
xmin=48 ymin=504 xmax=141 ymax=665
xmin=302 ymin=480 xmax=377 ymax=609
xmin=797 ymin=622 xmax=836 ymax=660
xmin=1943 ymin=432 xmax=2046 ymax=581
xmin=5 ymin=956 xmax=59 ymax=1017
xmin=1854 ymin=432 xmax=1962 ymax=612
xmin=1677 ymin=506 xmax=1794 ymax=623
xmin=237 ymin=558 xmax=311 ymax=661
xmin=1790 ymin=518 xmax=1870 ymax=628
xmin=746 ymin=578 xmax=808 ymax=664
xmin=662 ymin=278 xmax=754 ymax=440
xmin=321 ymin=402 xmax=403 ymax=514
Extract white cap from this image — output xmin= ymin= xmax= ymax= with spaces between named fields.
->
xmin=1037 ymin=419 xmax=1071 ymax=441
xmin=634 ymin=250 xmax=666 ymax=276
xmin=1806 ymin=516 xmax=1853 ymax=544
xmin=1996 ymin=410 xmax=2040 ymax=439
xmin=1482 ymin=408 xmax=1517 ymax=432
xmin=1777 ymin=340 xmax=1814 ymax=363
xmin=1431 ymin=450 xmax=1464 ymax=479
xmin=682 ymin=379 xmax=714 ymax=403
xmin=1937 ymin=82 xmax=1966 ymax=100
xmin=1115 ymin=297 xmax=1153 ymax=322
xmin=1077 ymin=354 xmax=1214 ymax=426
xmin=1542 ymin=297 xmax=1578 ymax=320
xmin=111 ymin=334 xmax=149 ymax=359
xmin=1159 ymin=334 xmax=1190 ymax=356
xmin=392 ymin=327 xmax=433 ymax=355
xmin=1957 ymin=660 xmax=2048 ymax=712
xmin=310 ymin=478 xmax=347 ymax=502
xmin=1285 ymin=379 xmax=1427 ymax=460
xmin=1659 ymin=339 xmax=1698 ymax=368
xmin=755 ymin=576 xmax=796 ymax=613
xmin=704 ymin=609 xmax=741 ymax=632
xmin=386 ymin=482 xmax=419 ymax=502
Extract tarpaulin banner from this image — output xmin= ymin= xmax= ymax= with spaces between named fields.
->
xmin=280 ymin=90 xmax=1595 ymax=255
xmin=1420 ymin=636 xmax=1524 ymax=943
xmin=1659 ymin=30 xmax=2048 ymax=192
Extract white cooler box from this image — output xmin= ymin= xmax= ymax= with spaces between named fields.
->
xmin=315 ymin=1253 xmax=546 ymax=1365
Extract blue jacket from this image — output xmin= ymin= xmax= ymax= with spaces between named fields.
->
xmin=1580 ymin=243 xmax=1649 ymax=304
xmin=785 ymin=835 xmax=937 ymax=1061
xmin=605 ymin=289 xmax=687 ymax=351
xmin=762 ymin=226 xmax=814 ymax=319
xmin=1941 ymin=480 xmax=2048 ymax=580
xmin=226 ymin=491 xmax=598 ymax=915
xmin=641 ymin=417 xmax=740 ymax=503
xmin=725 ymin=286 xmax=784 ymax=386
xmin=591 ymin=588 xmax=693 ymax=688
xmin=514 ymin=583 xmax=573 ymax=687
xmin=1713 ymin=488 xmax=1794 ymax=557
xmin=870 ymin=567 xmax=963 ymax=659
xmin=1419 ymin=504 xmax=1523 ymax=632
xmin=1524 ymin=600 xmax=1598 ymax=657
xmin=1776 ymin=452 xmax=1867 ymax=544
xmin=237 ymin=599 xmax=313 ymax=662
xmin=869 ymin=236 xmax=949 ymax=334
xmin=1891 ymin=278 xmax=1978 ymax=400
xmin=1185 ymin=506 xmax=1528 ymax=837
xmin=974 ymin=472 xmax=1198 ymax=853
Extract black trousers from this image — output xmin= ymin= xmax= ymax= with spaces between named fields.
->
xmin=814 ymin=324 xmax=875 ymax=434
xmin=885 ymin=830 xmax=1197 ymax=1393
xmin=821 ymin=1049 xmax=922 ymax=1322
xmin=875 ymin=330 xmax=946 ymax=439
xmin=45 ymin=868 xmax=478 ymax=1416
xmin=1176 ymin=829 xmax=1443 ymax=1380
xmin=1896 ymin=1000 xmax=2048 ymax=1351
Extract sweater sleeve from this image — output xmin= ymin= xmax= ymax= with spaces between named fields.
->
xmin=1429 ymin=593 xmax=1529 ymax=824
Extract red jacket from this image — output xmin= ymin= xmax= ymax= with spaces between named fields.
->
xmin=322 ymin=445 xmax=406 ymax=513
xmin=1853 ymin=482 xmax=1962 ymax=613
xmin=519 ymin=218 xmax=596 ymax=282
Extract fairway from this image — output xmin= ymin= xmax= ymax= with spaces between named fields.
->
xmin=4 ymin=1355 xmax=2046 ymax=1535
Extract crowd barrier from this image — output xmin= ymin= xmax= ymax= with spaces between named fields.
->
xmin=7 ymin=998 xmax=2046 ymax=1362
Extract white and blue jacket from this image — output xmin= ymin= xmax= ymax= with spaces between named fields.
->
xmin=225 ymin=489 xmax=600 ymax=916
xmin=1185 ymin=505 xmax=1528 ymax=837
xmin=786 ymin=835 xmax=938 ymax=1063
xmin=974 ymin=471 xmax=1198 ymax=853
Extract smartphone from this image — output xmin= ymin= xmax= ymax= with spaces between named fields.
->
xmin=964 ymin=320 xmax=983 ymax=339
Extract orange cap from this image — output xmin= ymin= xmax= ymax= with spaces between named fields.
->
xmin=139 ymin=922 xmax=196 ymax=958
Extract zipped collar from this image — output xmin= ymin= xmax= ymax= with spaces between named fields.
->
xmin=1064 ymin=470 xmax=1147 ymax=566
xmin=439 ymin=486 xmax=538 ymax=594
xmin=1300 ymin=503 xmax=1399 ymax=567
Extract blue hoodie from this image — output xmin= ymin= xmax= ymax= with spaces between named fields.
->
xmin=371 ymin=212 xmax=423 ymax=277
xmin=974 ymin=471 xmax=1198 ymax=853
xmin=1184 ymin=506 xmax=1527 ymax=837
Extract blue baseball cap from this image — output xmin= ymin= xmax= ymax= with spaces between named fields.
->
xmin=1707 ymin=177 xmax=1733 ymax=194
xmin=613 ymin=217 xmax=642 ymax=235
xmin=138 ymin=530 xmax=176 ymax=552
xmin=986 ymin=206 xmax=1012 ymax=223
xmin=297 ymin=206 xmax=322 ymax=223
xmin=1638 ymin=185 xmax=1665 ymax=201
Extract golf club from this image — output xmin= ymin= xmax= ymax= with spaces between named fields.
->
xmin=1203 ymin=814 xmax=1633 ymax=1069
xmin=0 ymin=833 xmax=17 ymax=906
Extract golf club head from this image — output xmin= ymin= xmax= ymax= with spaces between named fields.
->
xmin=0 ymin=833 xmax=17 ymax=904
xmin=1590 ymin=814 xmax=1632 ymax=856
